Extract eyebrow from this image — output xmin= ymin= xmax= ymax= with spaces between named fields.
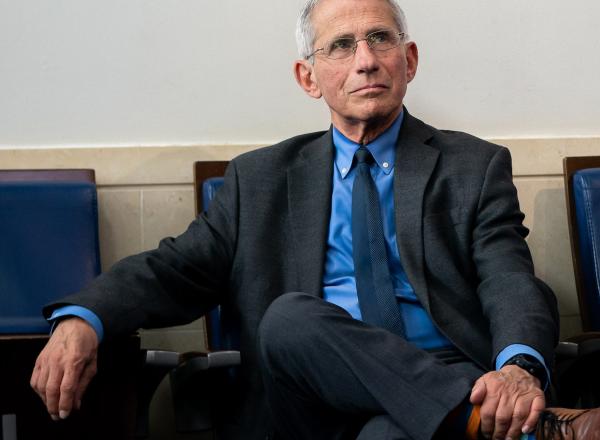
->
xmin=328 ymin=27 xmax=393 ymax=41
xmin=328 ymin=32 xmax=355 ymax=41
xmin=364 ymin=27 xmax=394 ymax=35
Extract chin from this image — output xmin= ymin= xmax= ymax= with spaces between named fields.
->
xmin=356 ymin=105 xmax=398 ymax=123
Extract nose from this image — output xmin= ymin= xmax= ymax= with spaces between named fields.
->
xmin=353 ymin=39 xmax=379 ymax=73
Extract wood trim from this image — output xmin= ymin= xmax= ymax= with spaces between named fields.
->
xmin=193 ymin=161 xmax=229 ymax=217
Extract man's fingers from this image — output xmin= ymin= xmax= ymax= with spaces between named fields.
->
xmin=521 ymin=395 xmax=545 ymax=434
xmin=470 ymin=377 xmax=487 ymax=405
xmin=44 ymin=364 xmax=65 ymax=420
xmin=504 ymin=392 xmax=542 ymax=439
xmin=479 ymin=392 xmax=500 ymax=439
xmin=505 ymin=400 xmax=531 ymax=439
xmin=73 ymin=361 xmax=98 ymax=412
xmin=492 ymin=394 xmax=514 ymax=440
xmin=30 ymin=359 xmax=46 ymax=404
xmin=57 ymin=363 xmax=85 ymax=419
xmin=30 ymin=361 xmax=40 ymax=393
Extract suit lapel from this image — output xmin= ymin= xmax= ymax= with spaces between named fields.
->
xmin=394 ymin=112 xmax=439 ymax=311
xmin=288 ymin=130 xmax=334 ymax=296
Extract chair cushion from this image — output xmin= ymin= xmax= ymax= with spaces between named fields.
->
xmin=573 ymin=168 xmax=600 ymax=330
xmin=201 ymin=177 xmax=224 ymax=212
xmin=0 ymin=182 xmax=101 ymax=333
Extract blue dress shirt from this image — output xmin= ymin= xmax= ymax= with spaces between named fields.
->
xmin=322 ymin=113 xmax=452 ymax=350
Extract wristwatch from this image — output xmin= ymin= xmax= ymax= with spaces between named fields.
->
xmin=504 ymin=354 xmax=547 ymax=387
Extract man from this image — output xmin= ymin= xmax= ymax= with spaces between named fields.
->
xmin=30 ymin=0 xmax=600 ymax=439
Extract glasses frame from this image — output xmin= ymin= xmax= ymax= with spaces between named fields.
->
xmin=306 ymin=31 xmax=407 ymax=61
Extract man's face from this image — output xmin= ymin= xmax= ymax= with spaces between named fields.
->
xmin=295 ymin=0 xmax=418 ymax=131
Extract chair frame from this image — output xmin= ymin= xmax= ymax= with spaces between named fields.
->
xmin=563 ymin=156 xmax=600 ymax=331
xmin=194 ymin=161 xmax=228 ymax=218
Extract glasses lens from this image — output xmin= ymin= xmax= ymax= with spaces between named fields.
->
xmin=367 ymin=30 xmax=401 ymax=51
xmin=325 ymin=38 xmax=356 ymax=59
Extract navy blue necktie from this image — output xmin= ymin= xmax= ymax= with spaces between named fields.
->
xmin=351 ymin=147 xmax=405 ymax=337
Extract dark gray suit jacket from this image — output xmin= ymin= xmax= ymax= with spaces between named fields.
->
xmin=49 ymin=110 xmax=559 ymax=439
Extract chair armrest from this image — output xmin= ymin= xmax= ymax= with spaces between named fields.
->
xmin=555 ymin=341 xmax=578 ymax=359
xmin=177 ymin=350 xmax=241 ymax=372
xmin=144 ymin=349 xmax=181 ymax=368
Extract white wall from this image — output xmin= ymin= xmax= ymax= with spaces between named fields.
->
xmin=1 ymin=0 xmax=599 ymax=148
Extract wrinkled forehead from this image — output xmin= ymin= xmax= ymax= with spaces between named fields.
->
xmin=311 ymin=0 xmax=398 ymax=44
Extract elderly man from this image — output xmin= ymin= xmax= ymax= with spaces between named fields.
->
xmin=30 ymin=0 xmax=600 ymax=439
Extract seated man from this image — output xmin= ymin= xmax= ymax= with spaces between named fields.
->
xmin=30 ymin=0 xmax=600 ymax=438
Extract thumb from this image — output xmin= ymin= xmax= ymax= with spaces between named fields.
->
xmin=470 ymin=377 xmax=487 ymax=405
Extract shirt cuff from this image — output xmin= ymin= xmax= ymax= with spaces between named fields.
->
xmin=49 ymin=305 xmax=104 ymax=342
xmin=495 ymin=343 xmax=550 ymax=389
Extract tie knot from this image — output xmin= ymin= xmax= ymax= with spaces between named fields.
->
xmin=355 ymin=147 xmax=374 ymax=165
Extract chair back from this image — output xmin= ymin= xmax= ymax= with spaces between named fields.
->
xmin=0 ymin=169 xmax=100 ymax=333
xmin=563 ymin=157 xmax=600 ymax=331
xmin=194 ymin=161 xmax=238 ymax=351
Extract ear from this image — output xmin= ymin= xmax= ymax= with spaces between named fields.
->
xmin=404 ymin=41 xmax=419 ymax=83
xmin=294 ymin=60 xmax=322 ymax=99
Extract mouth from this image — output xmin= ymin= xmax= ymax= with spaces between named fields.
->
xmin=351 ymin=84 xmax=389 ymax=94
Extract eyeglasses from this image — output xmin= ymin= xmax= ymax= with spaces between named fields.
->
xmin=306 ymin=30 xmax=407 ymax=60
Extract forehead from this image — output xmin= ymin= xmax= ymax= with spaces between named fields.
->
xmin=311 ymin=0 xmax=397 ymax=41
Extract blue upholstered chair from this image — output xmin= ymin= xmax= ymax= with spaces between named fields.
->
xmin=555 ymin=157 xmax=600 ymax=407
xmin=0 ymin=169 xmax=100 ymax=334
xmin=0 ymin=169 xmax=141 ymax=439
xmin=571 ymin=170 xmax=600 ymax=329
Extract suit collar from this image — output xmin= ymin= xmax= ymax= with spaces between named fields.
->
xmin=393 ymin=110 xmax=440 ymax=311
xmin=288 ymin=129 xmax=334 ymax=295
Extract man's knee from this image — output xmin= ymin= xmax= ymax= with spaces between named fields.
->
xmin=258 ymin=292 xmax=333 ymax=367
xmin=259 ymin=292 xmax=313 ymax=350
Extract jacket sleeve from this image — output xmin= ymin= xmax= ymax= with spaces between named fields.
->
xmin=471 ymin=146 xmax=559 ymax=366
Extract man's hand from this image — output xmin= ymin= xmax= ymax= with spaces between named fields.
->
xmin=30 ymin=317 xmax=99 ymax=421
xmin=470 ymin=365 xmax=545 ymax=440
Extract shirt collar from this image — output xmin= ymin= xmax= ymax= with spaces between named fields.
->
xmin=332 ymin=111 xmax=404 ymax=179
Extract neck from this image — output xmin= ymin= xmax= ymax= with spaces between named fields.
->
xmin=331 ymin=108 xmax=402 ymax=145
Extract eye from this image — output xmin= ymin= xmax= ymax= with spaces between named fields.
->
xmin=328 ymin=38 xmax=354 ymax=52
xmin=368 ymin=30 xmax=391 ymax=45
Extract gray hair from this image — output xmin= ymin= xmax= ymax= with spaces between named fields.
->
xmin=296 ymin=0 xmax=409 ymax=59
